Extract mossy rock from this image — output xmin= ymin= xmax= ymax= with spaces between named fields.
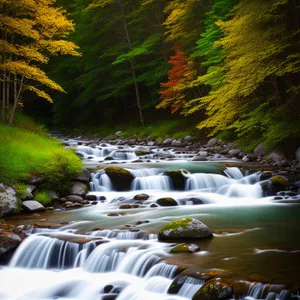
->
xmin=134 ymin=193 xmax=149 ymax=201
xmin=104 ymin=156 xmax=114 ymax=161
xmin=163 ymin=170 xmax=188 ymax=190
xmin=168 ymin=275 xmax=192 ymax=294
xmin=192 ymin=278 xmax=233 ymax=300
xmin=135 ymin=151 xmax=151 ymax=156
xmin=270 ymin=175 xmax=289 ymax=195
xmin=158 ymin=218 xmax=213 ymax=241
xmin=104 ymin=166 xmax=134 ymax=191
xmin=259 ymin=171 xmax=273 ymax=181
xmin=170 ymin=243 xmax=200 ymax=253
xmin=157 ymin=197 xmax=178 ymax=207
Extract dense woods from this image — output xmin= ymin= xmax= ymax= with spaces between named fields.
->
xmin=1 ymin=0 xmax=299 ymax=148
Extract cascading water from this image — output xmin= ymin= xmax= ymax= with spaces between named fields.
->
xmin=1 ymin=140 xmax=299 ymax=300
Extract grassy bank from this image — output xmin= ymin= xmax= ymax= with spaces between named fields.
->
xmin=0 ymin=124 xmax=82 ymax=187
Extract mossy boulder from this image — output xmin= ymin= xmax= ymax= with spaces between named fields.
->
xmin=158 ymin=218 xmax=213 ymax=241
xmin=104 ymin=166 xmax=134 ymax=191
xmin=104 ymin=156 xmax=114 ymax=161
xmin=157 ymin=197 xmax=178 ymax=207
xmin=163 ymin=170 xmax=188 ymax=190
xmin=170 ymin=243 xmax=200 ymax=253
xmin=192 ymin=278 xmax=233 ymax=300
xmin=270 ymin=175 xmax=289 ymax=194
xmin=134 ymin=193 xmax=149 ymax=201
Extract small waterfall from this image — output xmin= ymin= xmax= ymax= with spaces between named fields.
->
xmin=245 ymin=282 xmax=290 ymax=300
xmin=90 ymin=171 xmax=114 ymax=191
xmin=225 ymin=167 xmax=244 ymax=179
xmin=128 ymin=168 xmax=161 ymax=177
xmin=131 ymin=175 xmax=174 ymax=190
xmin=185 ymin=173 xmax=231 ymax=191
xmin=90 ymin=229 xmax=154 ymax=240
xmin=110 ymin=150 xmax=137 ymax=160
xmin=9 ymin=235 xmax=97 ymax=269
xmin=177 ymin=277 xmax=205 ymax=298
xmin=145 ymin=262 xmax=178 ymax=279
xmin=217 ymin=183 xmax=263 ymax=198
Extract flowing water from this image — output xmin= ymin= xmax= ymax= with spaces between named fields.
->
xmin=1 ymin=140 xmax=300 ymax=299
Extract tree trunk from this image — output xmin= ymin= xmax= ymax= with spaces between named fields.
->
xmin=9 ymin=75 xmax=21 ymax=125
xmin=130 ymin=62 xmax=144 ymax=127
xmin=2 ymin=73 xmax=6 ymax=124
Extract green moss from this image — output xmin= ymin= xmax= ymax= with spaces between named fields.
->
xmin=34 ymin=191 xmax=52 ymax=205
xmin=271 ymin=176 xmax=288 ymax=186
xmin=105 ymin=166 xmax=134 ymax=191
xmin=161 ymin=218 xmax=193 ymax=232
xmin=170 ymin=244 xmax=189 ymax=253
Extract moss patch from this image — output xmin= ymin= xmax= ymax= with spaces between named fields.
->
xmin=163 ymin=170 xmax=188 ymax=190
xmin=104 ymin=166 xmax=134 ymax=191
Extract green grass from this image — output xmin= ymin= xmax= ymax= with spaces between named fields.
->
xmin=0 ymin=124 xmax=82 ymax=188
xmin=34 ymin=191 xmax=52 ymax=205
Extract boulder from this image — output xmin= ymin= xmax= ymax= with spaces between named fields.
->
xmin=198 ymin=151 xmax=208 ymax=157
xmin=192 ymin=155 xmax=208 ymax=161
xmin=115 ymin=131 xmax=122 ymax=137
xmin=171 ymin=140 xmax=182 ymax=147
xmin=270 ymin=175 xmax=289 ymax=194
xmin=157 ymin=197 xmax=178 ymax=207
xmin=74 ymin=169 xmax=91 ymax=183
xmin=254 ymin=142 xmax=265 ymax=156
xmin=119 ymin=204 xmax=139 ymax=209
xmin=134 ymin=194 xmax=149 ymax=201
xmin=104 ymin=166 xmax=134 ymax=191
xmin=170 ymin=243 xmax=200 ymax=253
xmin=162 ymin=138 xmax=173 ymax=146
xmin=0 ymin=184 xmax=18 ymax=215
xmin=228 ymin=149 xmax=241 ymax=157
xmin=86 ymin=194 xmax=97 ymax=201
xmin=48 ymin=190 xmax=60 ymax=201
xmin=184 ymin=135 xmax=193 ymax=142
xmin=22 ymin=200 xmax=45 ymax=213
xmin=158 ymin=218 xmax=212 ymax=241
xmin=0 ymin=229 xmax=25 ymax=261
xmin=68 ymin=182 xmax=86 ymax=197
xmin=21 ymin=185 xmax=36 ymax=200
xmin=192 ymin=278 xmax=233 ymax=300
xmin=296 ymin=146 xmax=300 ymax=162
xmin=207 ymin=138 xmax=217 ymax=147
xmin=66 ymin=195 xmax=84 ymax=202
xmin=147 ymin=141 xmax=156 ymax=146
xmin=163 ymin=170 xmax=188 ymax=190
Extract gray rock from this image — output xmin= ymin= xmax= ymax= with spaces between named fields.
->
xmin=115 ymin=131 xmax=122 ymax=137
xmin=162 ymin=138 xmax=173 ymax=146
xmin=228 ymin=149 xmax=241 ymax=157
xmin=295 ymin=146 xmax=300 ymax=162
xmin=147 ymin=141 xmax=156 ymax=146
xmin=0 ymin=184 xmax=18 ymax=215
xmin=22 ymin=201 xmax=45 ymax=213
xmin=207 ymin=138 xmax=217 ymax=147
xmin=74 ymin=169 xmax=91 ymax=183
xmin=66 ymin=195 xmax=84 ymax=202
xmin=171 ymin=140 xmax=182 ymax=147
xmin=242 ymin=155 xmax=250 ymax=162
xmin=254 ymin=142 xmax=265 ymax=156
xmin=48 ymin=191 xmax=60 ymax=201
xmin=68 ymin=182 xmax=86 ymax=197
xmin=21 ymin=185 xmax=36 ymax=200
xmin=192 ymin=155 xmax=208 ymax=161
xmin=184 ymin=135 xmax=193 ymax=142
xmin=197 ymin=151 xmax=208 ymax=157
xmin=158 ymin=218 xmax=213 ymax=241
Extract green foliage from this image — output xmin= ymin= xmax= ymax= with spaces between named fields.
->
xmin=0 ymin=124 xmax=82 ymax=188
xmin=34 ymin=191 xmax=52 ymax=205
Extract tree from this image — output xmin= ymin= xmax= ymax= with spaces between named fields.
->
xmin=0 ymin=0 xmax=80 ymax=124
xmin=156 ymin=45 xmax=196 ymax=113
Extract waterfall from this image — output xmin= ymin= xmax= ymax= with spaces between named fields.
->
xmin=177 ymin=277 xmax=205 ymax=298
xmin=127 ymin=168 xmax=161 ymax=177
xmin=110 ymin=150 xmax=137 ymax=160
xmin=90 ymin=172 xmax=114 ymax=191
xmin=131 ymin=175 xmax=174 ymax=190
xmin=224 ymin=167 xmax=244 ymax=179
xmin=90 ymin=229 xmax=155 ymax=240
xmin=145 ymin=263 xmax=178 ymax=279
xmin=185 ymin=173 xmax=231 ymax=191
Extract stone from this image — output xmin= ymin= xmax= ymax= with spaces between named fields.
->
xmin=259 ymin=171 xmax=273 ymax=181
xmin=147 ymin=141 xmax=156 ymax=146
xmin=228 ymin=149 xmax=241 ymax=157
xmin=150 ymin=204 xmax=158 ymax=208
xmin=170 ymin=243 xmax=200 ymax=253
xmin=134 ymin=194 xmax=149 ymax=201
xmin=158 ymin=218 xmax=213 ymax=241
xmin=48 ymin=190 xmax=60 ymax=201
xmin=104 ymin=157 xmax=114 ymax=161
xmin=189 ymin=198 xmax=205 ymax=205
xmin=119 ymin=204 xmax=139 ymax=209
xmin=254 ymin=142 xmax=265 ymax=156
xmin=192 ymin=278 xmax=233 ymax=300
xmin=107 ymin=213 xmax=120 ymax=217
xmin=104 ymin=166 xmax=134 ymax=191
xmin=22 ymin=201 xmax=45 ymax=213
xmin=0 ymin=184 xmax=18 ymax=215
xmin=28 ymin=175 xmax=44 ymax=185
xmin=115 ymin=131 xmax=122 ymax=137
xmin=198 ymin=151 xmax=208 ymax=157
xmin=207 ymin=138 xmax=217 ymax=147
xmin=163 ymin=170 xmax=188 ymax=190
xmin=242 ymin=155 xmax=250 ymax=162
xmin=184 ymin=135 xmax=193 ymax=142
xmin=157 ymin=197 xmax=178 ymax=207
xmin=66 ymin=195 xmax=84 ymax=202
xmin=171 ymin=140 xmax=182 ymax=147
xmin=21 ymin=185 xmax=36 ymax=200
xmin=86 ymin=194 xmax=97 ymax=201
xmin=0 ymin=229 xmax=25 ymax=260
xmin=68 ymin=182 xmax=86 ymax=197
xmin=73 ymin=169 xmax=91 ymax=183
xmin=192 ymin=155 xmax=208 ymax=161
xmin=296 ymin=147 xmax=300 ymax=162
xmin=162 ymin=138 xmax=173 ymax=146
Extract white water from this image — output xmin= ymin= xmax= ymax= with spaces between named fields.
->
xmin=131 ymin=175 xmax=174 ymax=190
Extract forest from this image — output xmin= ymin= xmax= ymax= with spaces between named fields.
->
xmin=1 ymin=0 xmax=300 ymax=149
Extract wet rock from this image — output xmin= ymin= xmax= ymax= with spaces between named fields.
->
xmin=184 ymin=135 xmax=193 ymax=142
xmin=163 ymin=170 xmax=188 ymax=190
xmin=158 ymin=218 xmax=213 ymax=241
xmin=135 ymin=220 xmax=150 ymax=226
xmin=0 ymin=229 xmax=25 ymax=261
xmin=192 ymin=155 xmax=208 ymax=161
xmin=207 ymin=138 xmax=217 ymax=147
xmin=232 ymin=280 xmax=251 ymax=296
xmin=168 ymin=275 xmax=195 ymax=294
xmin=228 ymin=149 xmax=241 ymax=157
xmin=86 ymin=194 xmax=97 ymax=201
xmin=59 ymin=197 xmax=68 ymax=202
xmin=91 ymin=201 xmax=98 ymax=205
xmin=107 ymin=213 xmax=120 ymax=217
xmin=150 ymin=203 xmax=158 ymax=208
xmin=157 ymin=197 xmax=178 ymax=207
xmin=119 ymin=204 xmax=139 ymax=209
xmin=104 ymin=157 xmax=114 ymax=161
xmin=147 ymin=141 xmax=156 ymax=146
xmin=254 ymin=142 xmax=265 ymax=156
xmin=134 ymin=193 xmax=149 ymax=201
xmin=22 ymin=200 xmax=45 ymax=213
xmin=163 ymin=138 xmax=173 ymax=146
xmin=170 ymin=243 xmax=200 ymax=253
xmin=259 ymin=171 xmax=273 ymax=181
xmin=192 ymin=278 xmax=233 ymax=300
xmin=73 ymin=169 xmax=91 ymax=183
xmin=171 ymin=140 xmax=182 ymax=147
xmin=0 ymin=184 xmax=18 ymax=215
xmin=104 ymin=166 xmax=134 ymax=191
xmin=100 ymin=196 xmax=107 ymax=201
xmin=270 ymin=175 xmax=289 ymax=194
xmin=66 ymin=195 xmax=84 ymax=202
xmin=189 ymin=198 xmax=205 ymax=205
xmin=68 ymin=182 xmax=86 ymax=197
xmin=198 ymin=151 xmax=208 ymax=157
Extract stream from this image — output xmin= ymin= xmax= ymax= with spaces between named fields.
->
xmin=1 ymin=139 xmax=300 ymax=299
